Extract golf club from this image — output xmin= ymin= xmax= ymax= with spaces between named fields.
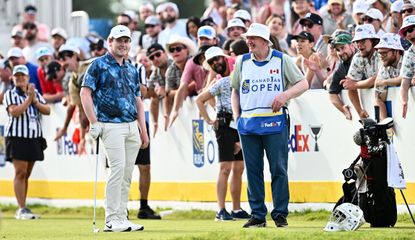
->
xmin=93 ymin=138 xmax=100 ymax=233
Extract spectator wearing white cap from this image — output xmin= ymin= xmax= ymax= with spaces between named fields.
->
xmin=340 ymin=24 xmax=380 ymax=119
xmin=195 ymin=46 xmax=250 ymax=222
xmin=231 ymin=23 xmax=308 ymax=228
xmin=139 ymin=2 xmax=155 ymax=22
xmin=168 ymin=26 xmax=219 ymax=127
xmin=362 ymin=8 xmax=385 ymax=36
xmin=139 ymin=15 xmax=162 ymax=51
xmin=401 ymin=1 xmax=415 ymax=19
xmin=225 ymin=18 xmax=247 ymax=40
xmin=352 ymin=0 xmax=370 ymax=25
xmin=4 ymin=64 xmax=50 ymax=221
xmin=7 ymin=47 xmax=42 ymax=95
xmin=21 ymin=22 xmax=54 ymax=64
xmin=321 ymin=0 xmax=354 ymax=35
xmin=366 ymin=0 xmax=391 ymax=30
xmin=234 ymin=9 xmax=252 ymax=27
xmin=80 ymin=25 xmax=148 ymax=232
xmin=51 ymin=27 xmax=67 ymax=59
xmin=373 ymin=33 xmax=404 ymax=121
xmin=0 ymin=59 xmax=13 ymax=104
xmin=11 ymin=28 xmax=25 ymax=49
xmin=157 ymin=2 xmax=187 ymax=47
xmin=398 ymin=15 xmax=415 ymax=118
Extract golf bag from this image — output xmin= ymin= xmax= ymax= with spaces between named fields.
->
xmin=336 ymin=118 xmax=397 ymax=227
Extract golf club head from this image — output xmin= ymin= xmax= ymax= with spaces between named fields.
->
xmin=93 ymin=227 xmax=100 ymax=233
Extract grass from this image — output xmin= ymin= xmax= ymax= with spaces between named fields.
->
xmin=0 ymin=204 xmax=414 ymax=240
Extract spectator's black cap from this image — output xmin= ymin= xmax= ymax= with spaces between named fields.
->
xmin=24 ymin=5 xmax=37 ymax=14
xmin=201 ymin=17 xmax=216 ymax=26
xmin=193 ymin=45 xmax=213 ymax=65
xmin=292 ymin=31 xmax=315 ymax=42
xmin=147 ymin=43 xmax=165 ymax=57
xmin=45 ymin=61 xmax=61 ymax=80
xmin=300 ymin=13 xmax=323 ymax=26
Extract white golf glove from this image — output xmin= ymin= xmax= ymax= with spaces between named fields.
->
xmin=89 ymin=122 xmax=102 ymax=140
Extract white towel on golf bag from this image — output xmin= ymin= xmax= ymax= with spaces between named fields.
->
xmin=387 ymin=143 xmax=406 ymax=189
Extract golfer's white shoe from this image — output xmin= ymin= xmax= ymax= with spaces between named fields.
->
xmin=123 ymin=220 xmax=144 ymax=231
xmin=103 ymin=220 xmax=131 ymax=232
xmin=15 ymin=208 xmax=39 ymax=220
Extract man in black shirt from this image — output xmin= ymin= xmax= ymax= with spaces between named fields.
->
xmin=328 ymin=33 xmax=356 ymax=120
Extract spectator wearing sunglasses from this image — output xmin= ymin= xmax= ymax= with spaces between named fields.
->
xmin=399 ymin=15 xmax=415 ymax=118
xmin=362 ymin=8 xmax=385 ymax=36
xmin=366 ymin=0 xmax=391 ymax=31
xmin=352 ymin=0 xmax=370 ymax=25
xmin=21 ymin=22 xmax=54 ymax=64
xmin=12 ymin=5 xmax=50 ymax=43
xmin=139 ymin=16 xmax=162 ymax=51
xmin=163 ymin=35 xmax=196 ymax=129
xmin=146 ymin=43 xmax=172 ymax=135
xmin=300 ymin=13 xmax=328 ymax=58
xmin=168 ymin=26 xmax=218 ymax=128
xmin=340 ymin=24 xmax=380 ymax=119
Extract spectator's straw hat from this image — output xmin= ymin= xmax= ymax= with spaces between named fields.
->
xmin=328 ymin=0 xmax=343 ymax=5
xmin=241 ymin=23 xmax=273 ymax=46
xmin=390 ymin=0 xmax=404 ymax=13
xmin=225 ymin=18 xmax=247 ymax=32
xmin=364 ymin=8 xmax=384 ymax=21
xmin=165 ymin=35 xmax=197 ymax=56
xmin=399 ymin=15 xmax=415 ymax=37
xmin=12 ymin=65 xmax=29 ymax=76
xmin=202 ymin=46 xmax=229 ymax=70
xmin=59 ymin=44 xmax=80 ymax=55
xmin=51 ymin=27 xmax=68 ymax=40
xmin=35 ymin=47 xmax=52 ymax=60
xmin=352 ymin=24 xmax=379 ymax=41
xmin=234 ymin=9 xmax=251 ymax=22
xmin=108 ymin=25 xmax=131 ymax=39
xmin=7 ymin=47 xmax=23 ymax=59
xmin=353 ymin=0 xmax=370 ymax=15
xmin=375 ymin=33 xmax=404 ymax=50
xmin=197 ymin=26 xmax=216 ymax=39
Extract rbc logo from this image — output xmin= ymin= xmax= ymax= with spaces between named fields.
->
xmin=241 ymin=79 xmax=250 ymax=94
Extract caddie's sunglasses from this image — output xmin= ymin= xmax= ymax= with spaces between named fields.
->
xmin=149 ymin=51 xmax=162 ymax=60
xmin=169 ymin=45 xmax=186 ymax=53
xmin=207 ymin=56 xmax=221 ymax=65
xmin=404 ymin=26 xmax=415 ymax=37
xmin=401 ymin=8 xmax=414 ymax=15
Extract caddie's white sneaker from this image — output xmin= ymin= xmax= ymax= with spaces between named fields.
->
xmin=122 ymin=220 xmax=144 ymax=231
xmin=15 ymin=208 xmax=39 ymax=220
xmin=103 ymin=220 xmax=131 ymax=232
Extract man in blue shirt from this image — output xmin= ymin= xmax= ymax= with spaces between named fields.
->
xmin=80 ymin=25 xmax=149 ymax=232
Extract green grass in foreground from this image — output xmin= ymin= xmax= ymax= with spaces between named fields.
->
xmin=0 ymin=204 xmax=414 ymax=240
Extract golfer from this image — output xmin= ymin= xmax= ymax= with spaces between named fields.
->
xmin=231 ymin=23 xmax=308 ymax=228
xmin=80 ymin=25 xmax=149 ymax=232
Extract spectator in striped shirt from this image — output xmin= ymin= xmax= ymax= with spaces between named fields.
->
xmin=4 ymin=65 xmax=50 ymax=220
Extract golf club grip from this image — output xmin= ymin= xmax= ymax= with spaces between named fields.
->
xmin=96 ymin=138 xmax=99 ymax=155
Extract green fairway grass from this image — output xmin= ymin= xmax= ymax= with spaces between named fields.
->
xmin=0 ymin=205 xmax=414 ymax=240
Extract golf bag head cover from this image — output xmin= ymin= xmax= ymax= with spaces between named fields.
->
xmin=324 ymin=203 xmax=365 ymax=232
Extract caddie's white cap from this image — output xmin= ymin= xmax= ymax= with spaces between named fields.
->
xmin=234 ymin=9 xmax=251 ymax=21
xmin=390 ymin=0 xmax=404 ymax=13
xmin=58 ymin=44 xmax=80 ymax=55
xmin=108 ymin=25 xmax=131 ymax=39
xmin=12 ymin=65 xmax=29 ymax=75
xmin=7 ymin=47 xmax=23 ymax=59
xmin=225 ymin=18 xmax=246 ymax=32
xmin=241 ymin=23 xmax=273 ymax=46
xmin=197 ymin=26 xmax=216 ymax=39
xmin=399 ymin=15 xmax=415 ymax=37
xmin=35 ymin=47 xmax=52 ymax=60
xmin=352 ymin=24 xmax=380 ymax=42
xmin=375 ymin=33 xmax=404 ymax=51
xmin=353 ymin=0 xmax=370 ymax=14
xmin=365 ymin=8 xmax=384 ymax=21
xmin=202 ymin=46 xmax=229 ymax=70
xmin=51 ymin=27 xmax=68 ymax=40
